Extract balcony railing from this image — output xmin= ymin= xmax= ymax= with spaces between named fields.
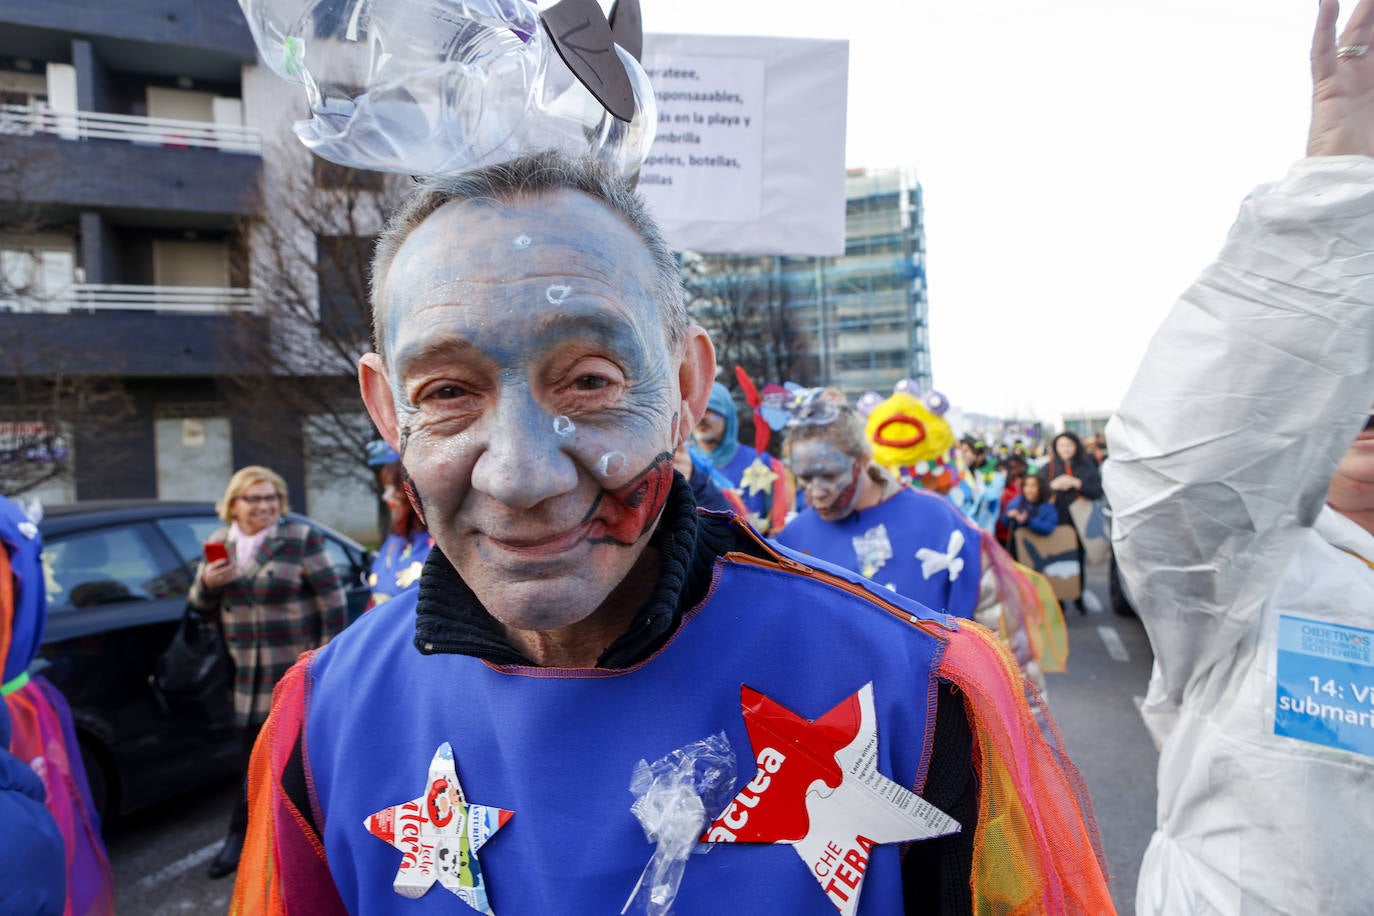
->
xmin=0 ymin=105 xmax=261 ymax=155
xmin=1 ymin=284 xmax=256 ymax=315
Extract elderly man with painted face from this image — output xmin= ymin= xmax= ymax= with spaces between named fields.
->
xmin=1107 ymin=2 xmax=1374 ymax=912
xmin=230 ymin=153 xmax=1110 ymax=916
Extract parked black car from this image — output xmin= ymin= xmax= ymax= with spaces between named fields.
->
xmin=34 ymin=500 xmax=373 ymax=821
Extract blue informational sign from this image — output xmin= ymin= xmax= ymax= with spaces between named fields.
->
xmin=1274 ymin=615 xmax=1374 ymax=757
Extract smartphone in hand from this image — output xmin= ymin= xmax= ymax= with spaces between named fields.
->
xmin=203 ymin=541 xmax=230 ymax=564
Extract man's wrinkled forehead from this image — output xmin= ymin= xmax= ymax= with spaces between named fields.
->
xmin=381 ymin=190 xmax=662 ymax=360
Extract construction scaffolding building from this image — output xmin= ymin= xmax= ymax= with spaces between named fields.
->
xmin=684 ymin=167 xmax=931 ymax=403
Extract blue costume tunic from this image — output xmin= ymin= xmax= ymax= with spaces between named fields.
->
xmin=0 ymin=498 xmax=65 ymax=915
xmin=774 ymin=487 xmax=983 ymax=620
xmin=700 ymin=384 xmax=792 ymax=533
xmin=719 ymin=443 xmax=782 ymax=527
xmin=1 ymin=497 xmax=46 ymax=686
xmin=0 ymin=702 xmax=64 ymax=915
xmin=368 ymin=530 xmax=434 ymax=608
xmin=301 ymin=549 xmax=951 ymax=914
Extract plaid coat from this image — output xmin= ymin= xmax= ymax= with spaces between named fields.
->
xmin=188 ymin=519 xmax=347 ymax=728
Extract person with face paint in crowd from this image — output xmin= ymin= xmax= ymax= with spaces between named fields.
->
xmin=774 ymin=399 xmax=1046 ymax=693
xmin=1106 ymin=2 xmax=1374 ymax=911
xmin=364 ymin=440 xmax=434 ymax=609
xmin=229 ymin=152 xmax=1111 ymax=915
xmin=692 ymin=381 xmax=795 ymax=534
xmin=777 ymin=403 xmax=982 ymax=614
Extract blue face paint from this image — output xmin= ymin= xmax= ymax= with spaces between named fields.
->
xmin=380 ymin=191 xmax=684 ymax=636
xmin=789 ymin=439 xmax=863 ymax=521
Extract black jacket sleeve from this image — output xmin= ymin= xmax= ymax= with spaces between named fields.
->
xmin=901 ymin=680 xmax=976 ymax=915
xmin=1074 ymin=458 xmax=1103 ymax=501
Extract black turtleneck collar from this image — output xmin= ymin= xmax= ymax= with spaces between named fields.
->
xmin=412 ymin=473 xmax=742 ymax=668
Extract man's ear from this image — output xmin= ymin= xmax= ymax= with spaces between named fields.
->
xmin=360 ymin=353 xmax=402 ymax=451
xmin=676 ymin=325 xmax=716 ymax=445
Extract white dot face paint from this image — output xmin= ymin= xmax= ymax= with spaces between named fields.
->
xmin=514 ymin=234 xmax=531 ymax=249
xmin=595 ymin=451 xmax=627 ymax=479
xmin=553 ymin=415 xmax=575 ymax=437
xmin=546 ymin=284 xmax=572 ymax=304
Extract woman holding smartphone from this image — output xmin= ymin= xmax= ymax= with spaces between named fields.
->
xmin=188 ymin=465 xmax=348 ymax=879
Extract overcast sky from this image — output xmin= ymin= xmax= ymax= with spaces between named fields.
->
xmin=645 ymin=1 xmax=1324 ymax=420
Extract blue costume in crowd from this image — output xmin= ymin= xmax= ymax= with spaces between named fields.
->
xmin=307 ymin=539 xmax=944 ymax=913
xmin=1002 ymin=495 xmax=1059 ymax=537
xmin=365 ymin=440 xmax=434 ymax=609
xmin=0 ymin=698 xmax=64 ymax=914
xmin=368 ymin=530 xmax=434 ymax=608
xmin=774 ymin=486 xmax=984 ymax=619
xmin=698 ymin=383 xmax=794 ymax=534
xmin=1 ymin=494 xmax=112 ymax=912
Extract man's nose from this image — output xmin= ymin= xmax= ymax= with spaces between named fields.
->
xmin=470 ymin=384 xmax=579 ymax=509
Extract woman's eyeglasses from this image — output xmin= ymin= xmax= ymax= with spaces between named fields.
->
xmin=237 ymin=494 xmax=281 ymax=506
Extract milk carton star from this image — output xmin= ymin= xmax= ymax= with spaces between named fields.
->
xmin=703 ymin=683 xmax=959 ymax=915
xmin=364 ymin=742 xmax=512 ymax=914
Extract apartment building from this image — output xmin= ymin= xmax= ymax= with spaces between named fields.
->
xmin=0 ymin=1 xmax=389 ymax=541
xmin=0 ymin=1 xmax=267 ymax=503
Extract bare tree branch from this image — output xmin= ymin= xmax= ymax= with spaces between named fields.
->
xmin=0 ymin=137 xmax=137 ymax=497
xmin=681 ymin=253 xmax=817 ymax=451
xmin=224 ymin=139 xmax=409 ymax=489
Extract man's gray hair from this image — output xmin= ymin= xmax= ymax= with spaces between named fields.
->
xmin=369 ymin=150 xmax=688 ymax=360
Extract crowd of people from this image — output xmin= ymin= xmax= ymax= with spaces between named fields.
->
xmin=4 ymin=0 xmax=1374 ymax=912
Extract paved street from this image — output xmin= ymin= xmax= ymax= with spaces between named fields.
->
xmin=107 ymin=776 xmax=239 ymax=915
xmin=107 ymin=560 xmax=1158 ymax=915
xmin=1046 ymin=562 xmax=1158 ymax=915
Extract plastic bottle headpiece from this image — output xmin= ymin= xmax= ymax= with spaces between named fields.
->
xmin=238 ymin=0 xmax=657 ymax=178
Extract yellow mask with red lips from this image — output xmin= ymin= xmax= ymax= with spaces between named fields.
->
xmin=864 ymin=392 xmax=956 ymax=473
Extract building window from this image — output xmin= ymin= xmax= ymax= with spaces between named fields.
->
xmin=317 ymin=235 xmax=375 ymax=343
xmin=1 ymin=247 xmax=75 ymax=304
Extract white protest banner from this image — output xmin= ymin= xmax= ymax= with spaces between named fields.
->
xmin=639 ymin=34 xmax=848 ymax=257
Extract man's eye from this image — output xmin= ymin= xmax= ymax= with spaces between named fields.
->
xmin=423 ymin=384 xmax=469 ymax=401
xmin=572 ymin=375 xmax=610 ymax=391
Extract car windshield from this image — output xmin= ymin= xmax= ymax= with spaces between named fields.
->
xmin=154 ymin=515 xmax=226 ymax=567
xmin=43 ymin=525 xmax=172 ymax=610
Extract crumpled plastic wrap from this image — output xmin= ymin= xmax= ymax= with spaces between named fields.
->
xmin=238 ymin=0 xmax=656 ymax=177
xmin=621 ymin=731 xmax=736 ymax=916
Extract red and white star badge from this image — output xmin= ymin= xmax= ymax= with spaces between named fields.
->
xmin=703 ymin=683 xmax=959 ymax=915
xmin=363 ymin=742 xmax=513 ymax=914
